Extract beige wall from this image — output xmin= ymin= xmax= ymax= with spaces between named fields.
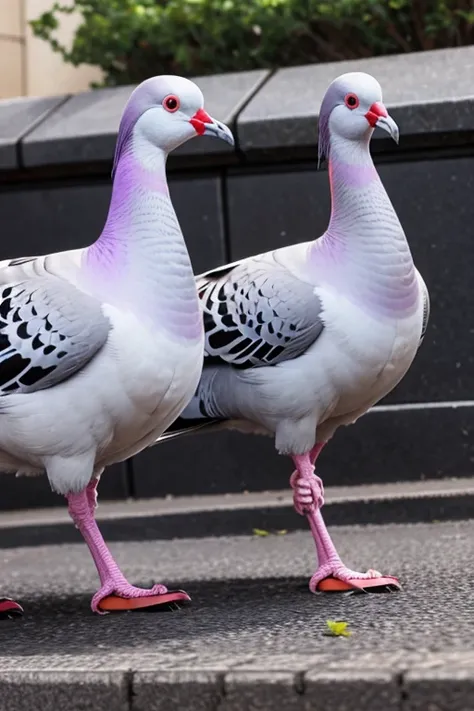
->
xmin=0 ymin=0 xmax=25 ymax=98
xmin=0 ymin=0 xmax=102 ymax=100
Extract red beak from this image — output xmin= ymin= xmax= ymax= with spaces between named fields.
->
xmin=365 ymin=102 xmax=388 ymax=128
xmin=190 ymin=108 xmax=213 ymax=135
xmin=189 ymin=108 xmax=235 ymax=146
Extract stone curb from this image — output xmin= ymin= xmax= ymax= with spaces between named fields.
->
xmin=1 ymin=660 xmax=474 ymax=711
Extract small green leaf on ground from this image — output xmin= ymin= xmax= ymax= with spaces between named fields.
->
xmin=252 ymin=528 xmax=288 ymax=537
xmin=325 ymin=620 xmax=352 ymax=638
xmin=253 ymin=528 xmax=269 ymax=537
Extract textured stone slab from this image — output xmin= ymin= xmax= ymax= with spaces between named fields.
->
xmin=133 ymin=670 xmax=223 ymax=711
xmin=2 ymin=662 xmax=474 ymax=711
xmin=0 ymin=671 xmax=129 ymax=711
xmin=22 ymin=70 xmax=268 ymax=167
xmin=22 ymin=85 xmax=134 ymax=168
xmin=0 ymin=95 xmax=66 ymax=170
xmin=222 ymin=671 xmax=303 ymax=710
xmin=304 ymin=669 xmax=399 ymax=711
xmin=404 ymin=665 xmax=474 ymax=711
xmin=238 ymin=46 xmax=474 ymax=150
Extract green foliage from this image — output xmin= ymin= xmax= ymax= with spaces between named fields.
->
xmin=30 ymin=0 xmax=474 ymax=88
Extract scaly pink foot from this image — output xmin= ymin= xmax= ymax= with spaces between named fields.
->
xmin=307 ymin=507 xmax=401 ymax=593
xmin=291 ymin=444 xmax=400 ymax=594
xmin=92 ymin=579 xmax=168 ymax=614
xmin=309 ymin=559 xmax=394 ymax=592
xmin=67 ymin=488 xmax=190 ymax=614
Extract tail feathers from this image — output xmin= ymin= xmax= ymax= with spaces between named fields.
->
xmin=156 ymin=416 xmax=222 ymax=444
xmin=157 ymin=366 xmax=228 ymax=444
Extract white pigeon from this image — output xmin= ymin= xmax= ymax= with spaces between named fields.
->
xmin=158 ymin=72 xmax=429 ymax=594
xmin=0 ymin=75 xmax=234 ymax=618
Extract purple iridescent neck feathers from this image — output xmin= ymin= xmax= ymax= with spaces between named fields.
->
xmin=83 ymin=124 xmax=201 ymax=342
xmin=310 ymin=130 xmax=418 ymax=319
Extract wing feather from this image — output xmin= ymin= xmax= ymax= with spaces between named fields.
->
xmin=0 ymin=276 xmax=110 ymax=395
xmin=197 ymin=255 xmax=324 ymax=369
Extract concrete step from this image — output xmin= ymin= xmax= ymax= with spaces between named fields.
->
xmin=1 ymin=477 xmax=474 ymax=548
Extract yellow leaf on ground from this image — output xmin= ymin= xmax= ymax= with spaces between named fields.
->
xmin=325 ymin=620 xmax=352 ymax=637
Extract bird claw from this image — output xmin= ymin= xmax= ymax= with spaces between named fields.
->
xmin=309 ymin=563 xmax=400 ymax=594
xmin=92 ymin=580 xmax=168 ymax=614
xmin=290 ymin=469 xmax=324 ymax=514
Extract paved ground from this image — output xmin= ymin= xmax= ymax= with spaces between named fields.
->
xmin=2 ymin=521 xmax=474 ymax=709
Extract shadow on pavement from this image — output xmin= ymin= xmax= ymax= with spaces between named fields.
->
xmin=0 ymin=576 xmax=400 ymax=658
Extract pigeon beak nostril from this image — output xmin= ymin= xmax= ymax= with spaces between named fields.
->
xmin=189 ymin=108 xmax=213 ymax=135
xmin=190 ymin=110 xmax=235 ymax=146
xmin=365 ymin=102 xmax=399 ymax=144
xmin=365 ymin=101 xmax=388 ymax=127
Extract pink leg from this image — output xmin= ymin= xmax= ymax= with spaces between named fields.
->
xmin=289 ymin=444 xmax=326 ymax=516
xmin=67 ymin=488 xmax=172 ymax=613
xmin=290 ymin=444 xmax=400 ymax=593
xmin=306 ymin=508 xmax=392 ymax=592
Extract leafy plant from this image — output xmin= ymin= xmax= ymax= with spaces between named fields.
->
xmin=30 ymin=0 xmax=474 ymax=88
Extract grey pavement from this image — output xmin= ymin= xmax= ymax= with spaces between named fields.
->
xmin=1 ymin=521 xmax=474 ymax=708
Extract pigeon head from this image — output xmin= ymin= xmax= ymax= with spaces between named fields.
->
xmin=112 ymin=75 xmax=234 ymax=175
xmin=318 ymin=72 xmax=398 ymax=164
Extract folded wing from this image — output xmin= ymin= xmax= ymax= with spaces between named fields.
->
xmin=198 ymin=255 xmax=325 ymax=369
xmin=0 ymin=276 xmax=110 ymax=395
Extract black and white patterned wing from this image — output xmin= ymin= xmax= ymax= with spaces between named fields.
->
xmin=198 ymin=258 xmax=324 ymax=369
xmin=0 ymin=277 xmax=110 ymax=394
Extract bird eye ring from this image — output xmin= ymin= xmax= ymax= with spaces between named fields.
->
xmin=344 ymin=93 xmax=359 ymax=110
xmin=163 ymin=95 xmax=180 ymax=112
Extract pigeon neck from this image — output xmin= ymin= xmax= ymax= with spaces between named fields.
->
xmin=327 ymin=135 xmax=380 ymax=228
xmin=309 ymin=134 xmax=418 ymax=319
xmin=101 ymin=141 xmax=171 ymax=238
xmin=82 ymin=140 xmax=202 ymax=342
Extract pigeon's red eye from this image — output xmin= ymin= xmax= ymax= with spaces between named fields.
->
xmin=344 ymin=93 xmax=359 ymax=109
xmin=163 ymin=95 xmax=180 ymax=113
